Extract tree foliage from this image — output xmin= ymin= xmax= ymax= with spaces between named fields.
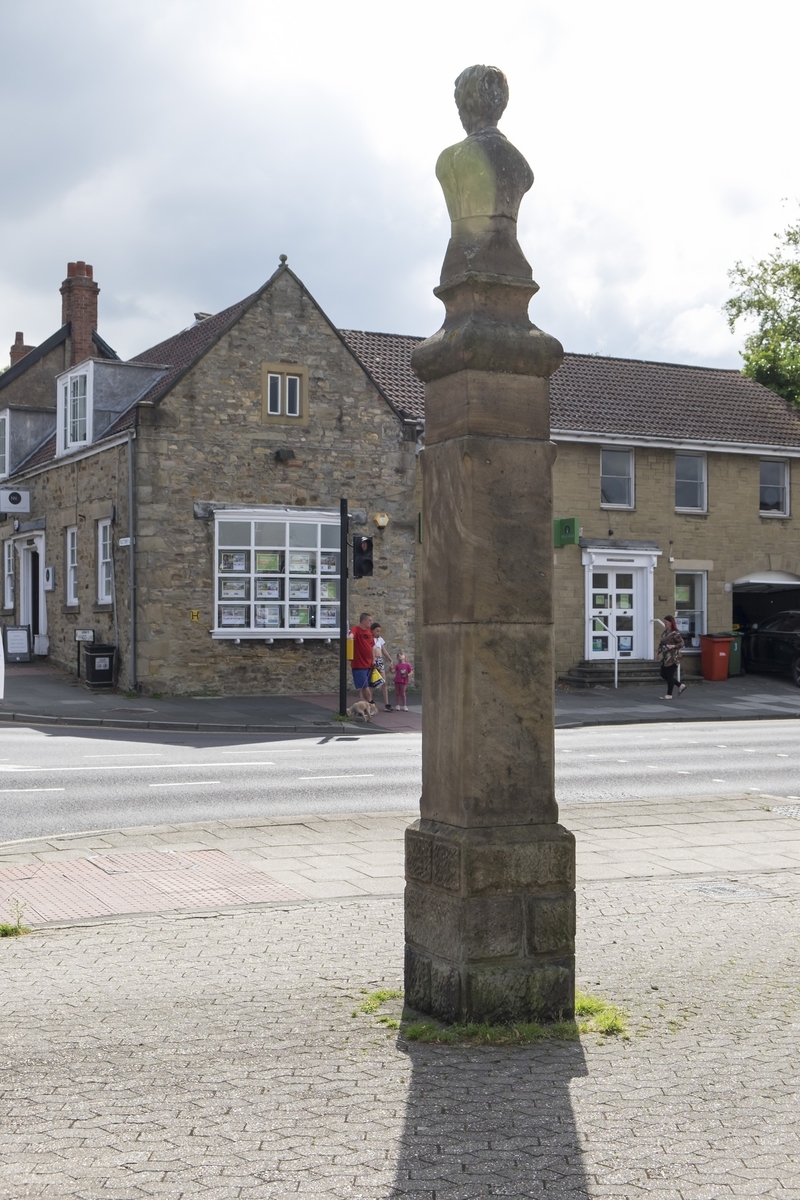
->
xmin=725 ymin=219 xmax=800 ymax=404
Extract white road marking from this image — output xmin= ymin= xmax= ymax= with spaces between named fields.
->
xmin=0 ymin=787 xmax=65 ymax=793
xmin=148 ymin=780 xmax=221 ymax=788
xmin=298 ymin=774 xmax=376 ymax=781
xmin=0 ymin=762 xmax=274 ymax=774
xmin=83 ymin=753 xmax=163 ymax=759
xmin=712 ymin=778 xmax=727 ymax=782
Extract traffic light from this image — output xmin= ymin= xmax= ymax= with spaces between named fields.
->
xmin=353 ymin=536 xmax=374 ymax=579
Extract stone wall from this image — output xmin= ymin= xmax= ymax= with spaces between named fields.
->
xmin=0 ymin=342 xmax=66 ymax=409
xmin=133 ymin=269 xmax=418 ymax=695
xmin=1 ymin=440 xmax=130 ymax=679
xmin=552 ymin=440 xmax=799 ymax=674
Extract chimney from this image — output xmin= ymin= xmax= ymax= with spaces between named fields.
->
xmin=9 ymin=331 xmax=35 ymax=367
xmin=60 ymin=261 xmax=100 ymax=367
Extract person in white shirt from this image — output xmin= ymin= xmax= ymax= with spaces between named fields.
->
xmin=370 ymin=622 xmax=393 ymax=712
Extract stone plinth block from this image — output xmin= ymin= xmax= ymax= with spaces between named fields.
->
xmin=423 ymin=369 xmax=551 ymax=445
xmin=422 ymin=435 xmax=556 ymax=626
xmin=421 ymin=623 xmax=557 ymax=826
xmin=405 ymin=818 xmax=575 ymax=1023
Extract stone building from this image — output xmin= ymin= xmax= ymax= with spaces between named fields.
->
xmin=352 ymin=333 xmax=800 ymax=680
xmin=0 ymin=260 xmax=421 ymax=693
xmin=3 ymin=259 xmax=800 ymax=691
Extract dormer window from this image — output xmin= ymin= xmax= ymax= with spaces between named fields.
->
xmin=56 ymin=365 xmax=94 ymax=456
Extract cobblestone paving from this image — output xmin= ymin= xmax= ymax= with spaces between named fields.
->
xmin=1 ymin=868 xmax=798 ymax=1198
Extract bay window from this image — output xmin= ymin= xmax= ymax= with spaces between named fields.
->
xmin=213 ymin=508 xmax=340 ymax=639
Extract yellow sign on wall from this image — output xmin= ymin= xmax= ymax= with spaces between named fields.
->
xmin=190 ymin=610 xmax=200 ymax=622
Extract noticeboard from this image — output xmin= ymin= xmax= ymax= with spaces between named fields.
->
xmin=4 ymin=625 xmax=32 ymax=663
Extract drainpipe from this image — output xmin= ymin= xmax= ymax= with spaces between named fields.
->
xmin=127 ymin=430 xmax=137 ymax=691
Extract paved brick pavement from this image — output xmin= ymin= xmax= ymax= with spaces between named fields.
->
xmin=2 ymin=797 xmax=800 ymax=924
xmin=1 ymin=797 xmax=799 ymax=1197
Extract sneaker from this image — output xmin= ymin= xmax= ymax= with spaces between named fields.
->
xmin=403 ymin=705 xmax=408 ymax=711
xmin=385 ymin=704 xmax=393 ymax=711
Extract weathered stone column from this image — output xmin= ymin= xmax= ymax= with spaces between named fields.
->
xmin=405 ymin=65 xmax=575 ymax=1024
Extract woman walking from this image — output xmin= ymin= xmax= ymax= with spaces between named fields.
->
xmin=658 ymin=615 xmax=685 ymax=699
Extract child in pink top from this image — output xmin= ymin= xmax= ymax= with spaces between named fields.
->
xmin=393 ymin=653 xmax=413 ymax=710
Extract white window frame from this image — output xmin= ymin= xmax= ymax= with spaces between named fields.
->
xmin=66 ymin=527 xmax=78 ymax=606
xmin=759 ymin=459 xmax=790 ymax=516
xmin=213 ymin=507 xmax=340 ymax=641
xmin=600 ymin=447 xmax=634 ymax=509
xmin=261 ymin=363 xmax=308 ymax=424
xmin=674 ymin=452 xmax=707 ymax=513
xmin=3 ymin=540 xmax=14 ymax=609
xmin=673 ymin=570 xmax=707 ymax=651
xmin=0 ymin=411 xmax=8 ymax=479
xmin=97 ymin=520 xmax=112 ymax=603
xmin=56 ymin=362 xmax=94 ymax=457
xmin=264 ymin=372 xmax=302 ymax=417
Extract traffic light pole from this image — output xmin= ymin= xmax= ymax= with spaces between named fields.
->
xmin=338 ymin=497 xmax=348 ymax=717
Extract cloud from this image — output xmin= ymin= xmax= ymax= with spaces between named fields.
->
xmin=3 ymin=0 xmax=800 ymax=370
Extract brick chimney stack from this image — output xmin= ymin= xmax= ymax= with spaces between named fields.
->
xmin=60 ymin=261 xmax=99 ymax=367
xmin=9 ymin=331 xmax=34 ymax=366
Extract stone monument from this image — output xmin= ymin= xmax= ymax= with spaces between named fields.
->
xmin=405 ymin=65 xmax=576 ymax=1023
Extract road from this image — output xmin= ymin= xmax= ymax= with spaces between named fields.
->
xmin=0 ymin=719 xmax=798 ymax=842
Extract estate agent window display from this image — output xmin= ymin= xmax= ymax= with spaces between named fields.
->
xmin=213 ymin=508 xmax=340 ymax=639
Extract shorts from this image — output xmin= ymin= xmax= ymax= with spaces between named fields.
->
xmin=352 ymin=668 xmax=370 ymax=689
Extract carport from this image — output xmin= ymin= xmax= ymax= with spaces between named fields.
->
xmin=732 ymin=570 xmax=800 ymax=629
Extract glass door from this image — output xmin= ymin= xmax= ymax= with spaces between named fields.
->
xmin=589 ymin=571 xmax=635 ymax=659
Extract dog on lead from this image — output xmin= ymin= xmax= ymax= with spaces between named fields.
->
xmin=347 ymin=701 xmax=378 ymax=723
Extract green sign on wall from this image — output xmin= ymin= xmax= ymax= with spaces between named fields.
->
xmin=553 ymin=518 xmax=580 ymax=547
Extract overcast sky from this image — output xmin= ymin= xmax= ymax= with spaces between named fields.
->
xmin=2 ymin=0 xmax=799 ymax=369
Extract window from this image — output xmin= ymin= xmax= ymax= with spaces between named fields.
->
xmin=66 ymin=527 xmax=78 ymax=606
xmin=261 ymin=363 xmax=308 ymax=425
xmin=600 ymin=448 xmax=633 ymax=507
xmin=760 ymin=460 xmax=789 ymax=515
xmin=0 ymin=412 xmax=7 ymax=479
xmin=97 ymin=520 xmax=112 ymax=603
xmin=57 ymin=368 xmax=93 ymax=455
xmin=214 ymin=509 xmax=340 ymax=638
xmin=674 ymin=571 xmax=706 ymax=648
xmin=675 ymin=453 xmax=706 ymax=512
xmin=3 ymin=540 xmax=14 ymax=609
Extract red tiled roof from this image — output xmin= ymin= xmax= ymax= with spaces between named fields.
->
xmin=550 ymin=353 xmax=800 ymax=447
xmin=131 ymin=295 xmax=255 ymax=405
xmin=340 ymin=331 xmax=800 ymax=448
xmin=338 ymin=329 xmax=425 ymax=421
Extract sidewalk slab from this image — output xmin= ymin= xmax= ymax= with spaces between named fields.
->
xmin=3 ymin=661 xmax=800 ymax=732
xmin=2 ymin=796 xmax=800 ymax=927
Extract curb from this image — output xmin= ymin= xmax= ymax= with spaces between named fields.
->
xmin=556 ymin=709 xmax=800 ymax=729
xmin=0 ymin=710 xmax=373 ymax=734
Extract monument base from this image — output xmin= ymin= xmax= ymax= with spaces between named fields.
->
xmin=405 ymin=819 xmax=576 ymax=1024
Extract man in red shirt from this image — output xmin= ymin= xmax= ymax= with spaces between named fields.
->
xmin=350 ymin=611 xmax=375 ymax=702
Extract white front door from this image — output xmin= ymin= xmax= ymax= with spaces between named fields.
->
xmin=582 ymin=546 xmax=661 ymax=661
xmin=588 ymin=567 xmax=640 ymax=659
